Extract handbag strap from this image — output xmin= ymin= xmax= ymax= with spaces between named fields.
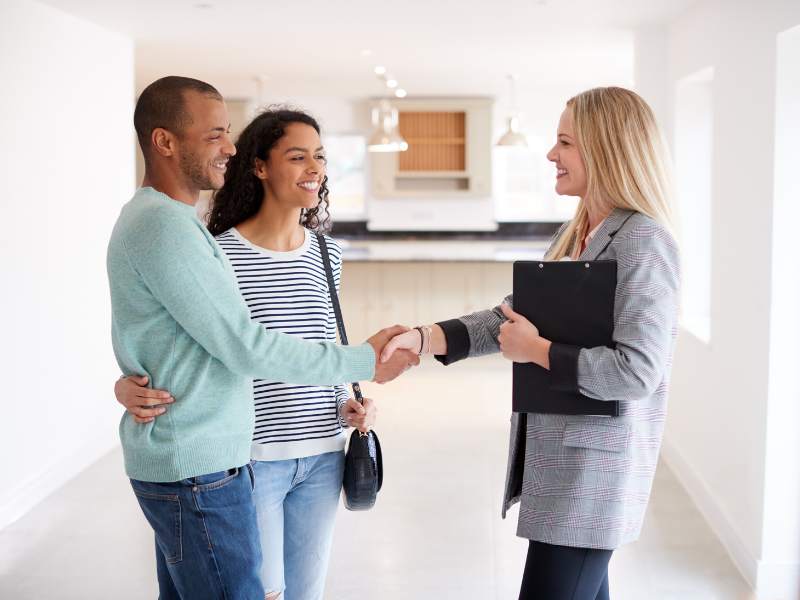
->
xmin=316 ymin=233 xmax=364 ymax=404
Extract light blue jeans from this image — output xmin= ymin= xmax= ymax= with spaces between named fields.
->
xmin=253 ymin=451 xmax=345 ymax=600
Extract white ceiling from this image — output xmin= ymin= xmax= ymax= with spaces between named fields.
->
xmin=40 ymin=0 xmax=697 ymax=101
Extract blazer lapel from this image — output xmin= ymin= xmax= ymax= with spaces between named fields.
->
xmin=578 ymin=208 xmax=636 ymax=261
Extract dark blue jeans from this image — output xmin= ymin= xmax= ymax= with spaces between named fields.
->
xmin=130 ymin=462 xmax=263 ymax=600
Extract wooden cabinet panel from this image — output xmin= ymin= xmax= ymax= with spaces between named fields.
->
xmin=339 ymin=262 xmax=513 ymax=345
xmin=482 ymin=262 xmax=513 ymax=308
xmin=339 ymin=262 xmax=375 ymax=345
xmin=381 ymin=263 xmax=426 ymax=330
xmin=398 ymin=112 xmax=466 ymax=172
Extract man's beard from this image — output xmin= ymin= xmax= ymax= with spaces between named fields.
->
xmin=179 ymin=149 xmax=219 ymax=191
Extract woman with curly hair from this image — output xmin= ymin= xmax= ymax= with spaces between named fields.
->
xmin=117 ymin=107 xmax=377 ymax=600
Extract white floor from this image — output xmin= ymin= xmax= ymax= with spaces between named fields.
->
xmin=0 ymin=356 xmax=755 ymax=599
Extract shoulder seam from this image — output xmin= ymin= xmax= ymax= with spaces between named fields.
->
xmin=613 ymin=214 xmax=673 ymax=244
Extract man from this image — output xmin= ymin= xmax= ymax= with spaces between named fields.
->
xmin=107 ymin=76 xmax=417 ymax=600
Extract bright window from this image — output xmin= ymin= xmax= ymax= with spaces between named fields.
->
xmin=322 ymin=134 xmax=367 ymax=220
xmin=492 ymin=137 xmax=578 ymax=222
xmin=675 ymin=66 xmax=714 ymax=343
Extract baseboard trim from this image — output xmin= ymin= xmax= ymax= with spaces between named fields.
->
xmin=660 ymin=437 xmax=758 ymax=586
xmin=0 ymin=432 xmax=119 ymax=532
xmin=661 ymin=438 xmax=800 ymax=600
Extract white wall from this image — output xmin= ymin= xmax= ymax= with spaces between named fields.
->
xmin=634 ymin=25 xmax=670 ymax=139
xmin=762 ymin=21 xmax=800 ymax=598
xmin=652 ymin=1 xmax=800 ymax=598
xmin=0 ymin=0 xmax=134 ymax=530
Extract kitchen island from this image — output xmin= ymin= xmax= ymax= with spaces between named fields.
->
xmin=334 ymin=233 xmax=552 ymax=345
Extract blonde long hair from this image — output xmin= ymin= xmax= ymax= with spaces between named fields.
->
xmin=546 ymin=87 xmax=680 ymax=261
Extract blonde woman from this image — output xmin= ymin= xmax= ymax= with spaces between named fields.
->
xmin=383 ymin=87 xmax=681 ymax=600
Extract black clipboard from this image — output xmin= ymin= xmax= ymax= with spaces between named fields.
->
xmin=511 ymin=260 xmax=620 ymax=417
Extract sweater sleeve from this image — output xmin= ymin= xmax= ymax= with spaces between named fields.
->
xmin=121 ymin=206 xmax=375 ymax=385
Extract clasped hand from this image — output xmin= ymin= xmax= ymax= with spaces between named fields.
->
xmin=115 ymin=375 xmax=377 ymax=432
xmin=377 ymin=304 xmax=548 ymax=367
xmin=498 ymin=303 xmax=550 ymax=367
xmin=340 ymin=397 xmax=377 ymax=432
xmin=366 ymin=325 xmax=420 ymax=384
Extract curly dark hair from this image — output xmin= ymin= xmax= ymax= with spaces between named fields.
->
xmin=206 ymin=105 xmax=331 ymax=237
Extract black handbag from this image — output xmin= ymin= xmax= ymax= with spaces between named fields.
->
xmin=316 ymin=233 xmax=383 ymax=511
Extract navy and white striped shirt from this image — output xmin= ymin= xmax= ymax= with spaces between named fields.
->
xmin=216 ymin=227 xmax=350 ymax=462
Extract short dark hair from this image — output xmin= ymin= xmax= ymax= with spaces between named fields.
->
xmin=134 ymin=76 xmax=222 ymax=165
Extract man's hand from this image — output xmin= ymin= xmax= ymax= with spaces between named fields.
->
xmin=115 ymin=375 xmax=174 ymax=424
xmin=367 ymin=325 xmax=420 ymax=383
xmin=340 ymin=397 xmax=377 ymax=432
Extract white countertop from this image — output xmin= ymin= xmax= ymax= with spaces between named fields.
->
xmin=337 ymin=239 xmax=549 ymax=262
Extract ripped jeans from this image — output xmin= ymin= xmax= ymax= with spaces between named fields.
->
xmin=253 ymin=451 xmax=345 ymax=600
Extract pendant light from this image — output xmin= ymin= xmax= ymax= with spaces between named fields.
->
xmin=367 ymin=100 xmax=408 ymax=152
xmin=497 ymin=73 xmax=527 ymax=147
xmin=367 ymin=68 xmax=409 ymax=153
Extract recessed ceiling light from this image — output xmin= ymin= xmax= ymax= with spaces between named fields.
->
xmin=360 ymin=50 xmax=372 ymax=57
xmin=395 ymin=89 xmax=407 ymax=98
xmin=628 ymin=78 xmax=636 ymax=87
xmin=386 ymin=79 xmax=397 ymax=88
xmin=374 ymin=66 xmax=386 ymax=75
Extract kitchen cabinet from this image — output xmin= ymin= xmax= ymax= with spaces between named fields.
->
xmin=369 ymin=99 xmax=492 ymax=200
xmin=338 ymin=261 xmax=513 ymax=345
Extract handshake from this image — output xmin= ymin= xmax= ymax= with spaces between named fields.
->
xmin=366 ymin=324 xmax=438 ymax=384
xmin=116 ymin=324 xmax=439 ymax=425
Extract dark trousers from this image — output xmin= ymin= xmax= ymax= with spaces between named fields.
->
xmin=519 ymin=540 xmax=613 ymax=600
xmin=130 ymin=463 xmax=263 ymax=600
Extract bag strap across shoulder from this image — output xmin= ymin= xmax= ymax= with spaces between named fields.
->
xmin=316 ymin=233 xmax=364 ymax=404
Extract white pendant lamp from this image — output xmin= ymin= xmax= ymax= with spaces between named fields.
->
xmin=497 ymin=116 xmax=527 ymax=146
xmin=497 ymin=74 xmax=527 ymax=147
xmin=367 ymin=99 xmax=408 ymax=153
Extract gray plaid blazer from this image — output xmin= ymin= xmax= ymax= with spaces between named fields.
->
xmin=460 ymin=208 xmax=681 ymax=550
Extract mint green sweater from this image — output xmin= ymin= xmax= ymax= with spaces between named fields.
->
xmin=107 ymin=187 xmax=375 ymax=482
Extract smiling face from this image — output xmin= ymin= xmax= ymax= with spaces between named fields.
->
xmin=254 ymin=122 xmax=326 ymax=210
xmin=546 ymin=107 xmax=588 ymax=199
xmin=176 ymin=92 xmax=235 ymax=192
